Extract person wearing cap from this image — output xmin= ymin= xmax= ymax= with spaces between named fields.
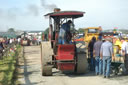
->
xmin=100 ymin=37 xmax=114 ymax=78
xmin=93 ymin=36 xmax=103 ymax=75
xmin=58 ymin=20 xmax=73 ymax=44
xmin=121 ymin=38 xmax=128 ymax=74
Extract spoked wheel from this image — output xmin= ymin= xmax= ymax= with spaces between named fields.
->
xmin=75 ymin=41 xmax=88 ymax=74
xmin=41 ymin=41 xmax=53 ymax=76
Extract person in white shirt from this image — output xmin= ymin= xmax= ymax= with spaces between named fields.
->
xmin=18 ymin=38 xmax=21 ymax=44
xmin=121 ymin=38 xmax=128 ymax=74
xmin=9 ymin=38 xmax=13 ymax=44
xmin=100 ymin=37 xmax=114 ymax=78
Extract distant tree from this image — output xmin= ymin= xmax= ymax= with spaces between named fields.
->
xmin=44 ymin=28 xmax=49 ymax=35
xmin=119 ymin=29 xmax=128 ymax=34
xmin=7 ymin=28 xmax=15 ymax=33
xmin=43 ymin=28 xmax=49 ymax=40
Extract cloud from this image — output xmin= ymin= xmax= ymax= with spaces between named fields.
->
xmin=0 ymin=0 xmax=58 ymax=21
xmin=0 ymin=8 xmax=17 ymax=21
xmin=7 ymin=8 xmax=19 ymax=20
xmin=27 ymin=4 xmax=39 ymax=16
xmin=0 ymin=8 xmax=3 ymax=17
xmin=0 ymin=5 xmax=40 ymax=21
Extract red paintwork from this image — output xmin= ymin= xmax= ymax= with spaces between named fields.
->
xmin=56 ymin=44 xmax=75 ymax=60
xmin=51 ymin=12 xmax=84 ymax=16
xmin=55 ymin=44 xmax=75 ymax=71
xmin=55 ymin=33 xmax=59 ymax=43
xmin=102 ymin=36 xmax=114 ymax=40
xmin=57 ymin=63 xmax=75 ymax=71
xmin=74 ymin=37 xmax=84 ymax=41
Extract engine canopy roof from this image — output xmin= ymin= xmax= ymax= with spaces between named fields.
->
xmin=45 ymin=11 xmax=85 ymax=19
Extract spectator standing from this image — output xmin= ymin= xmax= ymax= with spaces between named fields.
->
xmin=88 ymin=37 xmax=96 ymax=71
xmin=18 ymin=37 xmax=21 ymax=44
xmin=100 ymin=37 xmax=114 ymax=78
xmin=32 ymin=37 xmax=37 ymax=45
xmin=2 ymin=38 xmax=7 ymax=49
xmin=93 ymin=37 xmax=103 ymax=75
xmin=38 ymin=36 xmax=42 ymax=45
xmin=0 ymin=40 xmax=4 ymax=57
xmin=9 ymin=38 xmax=13 ymax=44
xmin=121 ymin=38 xmax=128 ymax=75
xmin=0 ymin=40 xmax=4 ymax=49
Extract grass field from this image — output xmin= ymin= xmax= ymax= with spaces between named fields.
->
xmin=0 ymin=45 xmax=21 ymax=85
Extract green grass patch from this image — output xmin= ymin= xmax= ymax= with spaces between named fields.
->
xmin=0 ymin=45 xmax=21 ymax=85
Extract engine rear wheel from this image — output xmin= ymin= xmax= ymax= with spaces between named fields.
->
xmin=75 ymin=41 xmax=88 ymax=74
xmin=41 ymin=41 xmax=53 ymax=76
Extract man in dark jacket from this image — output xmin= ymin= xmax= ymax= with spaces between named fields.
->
xmin=88 ymin=37 xmax=96 ymax=71
xmin=0 ymin=40 xmax=4 ymax=58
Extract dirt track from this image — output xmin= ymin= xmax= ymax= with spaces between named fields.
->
xmin=18 ymin=46 xmax=128 ymax=85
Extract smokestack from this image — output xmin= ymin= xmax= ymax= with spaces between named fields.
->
xmin=40 ymin=0 xmax=58 ymax=12
xmin=54 ymin=8 xmax=61 ymax=12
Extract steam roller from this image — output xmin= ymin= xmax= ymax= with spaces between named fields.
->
xmin=41 ymin=8 xmax=88 ymax=76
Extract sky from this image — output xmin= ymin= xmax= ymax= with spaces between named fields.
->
xmin=0 ymin=0 xmax=128 ymax=31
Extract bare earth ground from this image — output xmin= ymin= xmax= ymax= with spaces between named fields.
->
xmin=18 ymin=46 xmax=128 ymax=85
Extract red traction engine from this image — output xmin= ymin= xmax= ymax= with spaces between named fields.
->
xmin=41 ymin=8 xmax=88 ymax=76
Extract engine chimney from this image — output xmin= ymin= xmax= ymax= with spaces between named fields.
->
xmin=54 ymin=8 xmax=61 ymax=12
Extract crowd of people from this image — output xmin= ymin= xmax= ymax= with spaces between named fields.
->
xmin=20 ymin=35 xmax=42 ymax=46
xmin=88 ymin=36 xmax=128 ymax=78
xmin=0 ymin=37 xmax=18 ymax=58
xmin=48 ymin=18 xmax=128 ymax=78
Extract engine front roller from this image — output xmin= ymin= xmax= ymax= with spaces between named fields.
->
xmin=75 ymin=41 xmax=88 ymax=74
xmin=41 ymin=41 xmax=53 ymax=76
